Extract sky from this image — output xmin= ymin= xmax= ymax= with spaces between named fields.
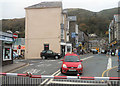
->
xmin=0 ymin=0 xmax=120 ymax=19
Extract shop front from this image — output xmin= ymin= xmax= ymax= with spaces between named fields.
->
xmin=0 ymin=31 xmax=14 ymax=66
xmin=61 ymin=42 xmax=72 ymax=56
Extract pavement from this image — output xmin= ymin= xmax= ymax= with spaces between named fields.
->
xmin=2 ymin=60 xmax=29 ymax=73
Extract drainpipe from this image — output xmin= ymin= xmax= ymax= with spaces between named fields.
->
xmin=109 ymin=24 xmax=111 ymax=44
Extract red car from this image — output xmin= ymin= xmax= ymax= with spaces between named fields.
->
xmin=61 ymin=53 xmax=83 ymax=75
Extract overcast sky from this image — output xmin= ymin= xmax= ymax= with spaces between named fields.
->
xmin=0 ymin=0 xmax=120 ymax=19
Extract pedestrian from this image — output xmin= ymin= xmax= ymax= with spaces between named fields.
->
xmin=117 ymin=47 xmax=120 ymax=72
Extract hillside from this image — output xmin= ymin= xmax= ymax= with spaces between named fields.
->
xmin=2 ymin=18 xmax=25 ymax=38
xmin=66 ymin=7 xmax=118 ymax=37
xmin=2 ymin=7 xmax=118 ymax=38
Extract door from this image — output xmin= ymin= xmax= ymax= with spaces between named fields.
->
xmin=44 ymin=44 xmax=49 ymax=50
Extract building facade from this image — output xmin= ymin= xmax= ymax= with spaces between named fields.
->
xmin=68 ymin=16 xmax=78 ymax=49
xmin=25 ymin=2 xmax=72 ymax=59
xmin=109 ymin=14 xmax=120 ymax=49
xmin=0 ymin=31 xmax=14 ymax=66
xmin=77 ymin=31 xmax=89 ymax=53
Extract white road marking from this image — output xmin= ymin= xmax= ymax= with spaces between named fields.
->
xmin=46 ymin=60 xmax=56 ymax=62
xmin=50 ymin=81 xmax=107 ymax=85
xmin=107 ymin=56 xmax=112 ymax=70
xmin=81 ymin=56 xmax=94 ymax=61
xmin=29 ymin=64 xmax=34 ymax=66
xmin=37 ymin=64 xmax=44 ymax=67
xmin=23 ymin=69 xmax=41 ymax=74
xmin=40 ymin=69 xmax=60 ymax=85
xmin=46 ymin=72 xmax=61 ymax=84
xmin=41 ymin=71 xmax=46 ymax=74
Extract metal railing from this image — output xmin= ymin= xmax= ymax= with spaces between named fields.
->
xmin=0 ymin=72 xmax=120 ymax=86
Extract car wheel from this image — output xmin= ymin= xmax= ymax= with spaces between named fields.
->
xmin=42 ymin=56 xmax=46 ymax=59
xmin=79 ymin=73 xmax=82 ymax=75
xmin=61 ymin=68 xmax=63 ymax=74
xmin=55 ymin=56 xmax=58 ymax=59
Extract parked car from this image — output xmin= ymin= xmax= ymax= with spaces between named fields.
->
xmin=60 ymin=53 xmax=83 ymax=75
xmin=40 ymin=50 xmax=61 ymax=59
xmin=101 ymin=49 xmax=107 ymax=54
xmin=91 ymin=49 xmax=98 ymax=54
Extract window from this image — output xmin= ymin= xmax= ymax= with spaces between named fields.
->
xmin=61 ymin=29 xmax=64 ymax=39
xmin=47 ymin=50 xmax=53 ymax=54
xmin=3 ymin=47 xmax=12 ymax=61
xmin=64 ymin=56 xmax=80 ymax=62
xmin=67 ymin=46 xmax=71 ymax=52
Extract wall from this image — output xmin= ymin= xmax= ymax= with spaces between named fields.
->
xmin=25 ymin=7 xmax=62 ymax=59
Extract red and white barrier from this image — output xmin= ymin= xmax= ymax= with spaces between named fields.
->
xmin=0 ymin=72 xmax=120 ymax=80
xmin=0 ymin=72 xmax=29 ymax=77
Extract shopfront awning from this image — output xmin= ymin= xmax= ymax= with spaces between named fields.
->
xmin=0 ymin=31 xmax=13 ymax=42
xmin=60 ymin=42 xmax=66 ymax=45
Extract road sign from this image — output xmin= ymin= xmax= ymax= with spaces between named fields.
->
xmin=13 ymin=33 xmax=18 ymax=39
xmin=71 ymin=32 xmax=76 ymax=38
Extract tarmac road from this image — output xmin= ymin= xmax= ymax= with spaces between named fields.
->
xmin=10 ymin=53 xmax=118 ymax=85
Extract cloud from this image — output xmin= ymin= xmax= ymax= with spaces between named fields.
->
xmin=0 ymin=0 xmax=119 ymax=19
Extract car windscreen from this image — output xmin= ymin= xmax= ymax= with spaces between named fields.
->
xmin=42 ymin=50 xmax=46 ymax=53
xmin=64 ymin=56 xmax=80 ymax=62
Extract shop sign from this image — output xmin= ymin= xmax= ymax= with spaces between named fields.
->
xmin=0 ymin=35 xmax=13 ymax=42
xmin=110 ymin=41 xmax=117 ymax=46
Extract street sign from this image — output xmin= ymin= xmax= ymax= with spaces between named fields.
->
xmin=71 ymin=32 xmax=76 ymax=38
xmin=13 ymin=33 xmax=18 ymax=39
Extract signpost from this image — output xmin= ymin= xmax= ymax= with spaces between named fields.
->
xmin=13 ymin=33 xmax=18 ymax=39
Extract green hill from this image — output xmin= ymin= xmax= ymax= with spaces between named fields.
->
xmin=2 ymin=7 xmax=118 ymax=38
xmin=2 ymin=18 xmax=25 ymax=38
xmin=65 ymin=7 xmax=118 ymax=37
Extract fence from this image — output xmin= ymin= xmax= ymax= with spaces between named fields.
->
xmin=0 ymin=72 xmax=120 ymax=86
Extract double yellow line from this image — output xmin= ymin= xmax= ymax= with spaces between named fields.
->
xmin=102 ymin=66 xmax=118 ymax=77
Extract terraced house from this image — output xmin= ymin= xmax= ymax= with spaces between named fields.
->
xmin=25 ymin=1 xmax=72 ymax=59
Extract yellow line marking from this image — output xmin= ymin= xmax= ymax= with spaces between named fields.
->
xmin=107 ymin=66 xmax=118 ymax=77
xmin=6 ymin=63 xmax=29 ymax=73
xmin=101 ymin=66 xmax=117 ymax=82
xmin=102 ymin=66 xmax=118 ymax=77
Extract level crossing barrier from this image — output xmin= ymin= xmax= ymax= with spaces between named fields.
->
xmin=0 ymin=72 xmax=120 ymax=86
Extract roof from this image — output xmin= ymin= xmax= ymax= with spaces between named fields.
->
xmin=25 ymin=1 xmax=62 ymax=9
